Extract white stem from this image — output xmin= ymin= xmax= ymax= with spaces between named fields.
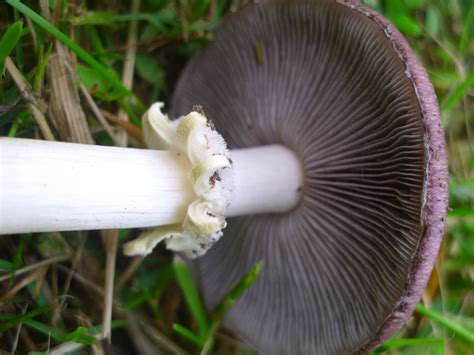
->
xmin=0 ymin=138 xmax=303 ymax=234
xmin=228 ymin=145 xmax=303 ymax=217
xmin=0 ymin=138 xmax=194 ymax=233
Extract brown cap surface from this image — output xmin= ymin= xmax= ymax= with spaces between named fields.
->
xmin=171 ymin=0 xmax=448 ymax=353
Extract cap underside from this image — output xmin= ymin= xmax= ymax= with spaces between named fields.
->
xmin=171 ymin=0 xmax=433 ymax=353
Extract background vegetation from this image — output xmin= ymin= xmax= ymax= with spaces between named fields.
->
xmin=0 ymin=0 xmax=472 ymax=353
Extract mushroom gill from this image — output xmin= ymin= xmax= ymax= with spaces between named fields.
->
xmin=171 ymin=0 xmax=437 ymax=353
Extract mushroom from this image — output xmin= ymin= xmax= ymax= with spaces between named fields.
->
xmin=0 ymin=0 xmax=448 ymax=353
xmin=169 ymin=0 xmax=448 ymax=353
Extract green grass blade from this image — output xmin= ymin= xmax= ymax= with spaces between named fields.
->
xmin=7 ymin=118 xmax=19 ymax=137
xmin=174 ymin=260 xmax=209 ymax=338
xmin=0 ymin=315 xmax=61 ymax=340
xmin=416 ymin=304 xmax=474 ymax=343
xmin=13 ymin=8 xmax=24 ymax=68
xmin=173 ymin=323 xmax=204 ymax=346
xmin=5 ymin=0 xmax=131 ymax=97
xmin=200 ymin=320 xmax=219 ymax=355
xmin=33 ymin=43 xmax=53 ymax=93
xmin=449 ymin=208 xmax=474 ymax=217
xmin=459 ymin=6 xmax=474 ymax=57
xmin=22 ymin=320 xmax=62 ymax=341
xmin=10 ymin=234 xmax=27 ymax=283
xmin=201 ymin=260 xmax=263 ymax=355
xmin=88 ymin=320 xmax=128 ymax=334
xmin=376 ymin=337 xmax=444 ymax=351
xmin=0 ymin=259 xmax=13 ymax=270
xmin=213 ymin=260 xmax=263 ymax=317
xmin=193 ymin=0 xmax=213 ymax=18
xmin=85 ymin=26 xmax=108 ymax=66
xmin=0 ymin=20 xmax=23 ymax=74
xmin=0 ymin=306 xmax=51 ymax=332
xmin=68 ymin=11 xmax=117 ymax=27
xmin=60 ymin=326 xmax=97 ymax=345
xmin=441 ymin=71 xmax=474 ymax=113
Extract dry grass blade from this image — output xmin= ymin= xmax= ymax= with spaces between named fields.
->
xmin=79 ymin=83 xmax=121 ymax=145
xmin=125 ymin=313 xmax=158 ymax=355
xmin=116 ymin=256 xmax=144 ymax=290
xmin=46 ymin=44 xmax=94 ymax=144
xmin=56 ymin=264 xmax=104 ymax=296
xmin=115 ymin=0 xmax=140 ymax=147
xmin=4 ymin=57 xmax=55 ymax=140
xmin=0 ymin=254 xmax=71 ymax=283
xmin=32 ymin=265 xmax=49 ymax=299
xmin=10 ymin=304 xmax=28 ymax=354
xmin=101 ymin=109 xmax=145 ymax=145
xmin=60 ymin=234 xmax=86 ymax=304
xmin=133 ymin=314 xmax=187 ymax=354
xmin=50 ymin=234 xmax=86 ymax=325
xmin=101 ymin=230 xmax=119 ymax=342
xmin=0 ymin=267 xmax=46 ymax=304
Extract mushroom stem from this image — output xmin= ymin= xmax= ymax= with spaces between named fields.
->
xmin=228 ymin=145 xmax=303 ymax=217
xmin=0 ymin=137 xmax=303 ymax=234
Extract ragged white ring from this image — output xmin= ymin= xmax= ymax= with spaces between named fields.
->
xmin=123 ymin=103 xmax=234 ymax=258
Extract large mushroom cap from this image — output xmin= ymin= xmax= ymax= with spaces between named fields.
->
xmin=170 ymin=0 xmax=448 ymax=353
